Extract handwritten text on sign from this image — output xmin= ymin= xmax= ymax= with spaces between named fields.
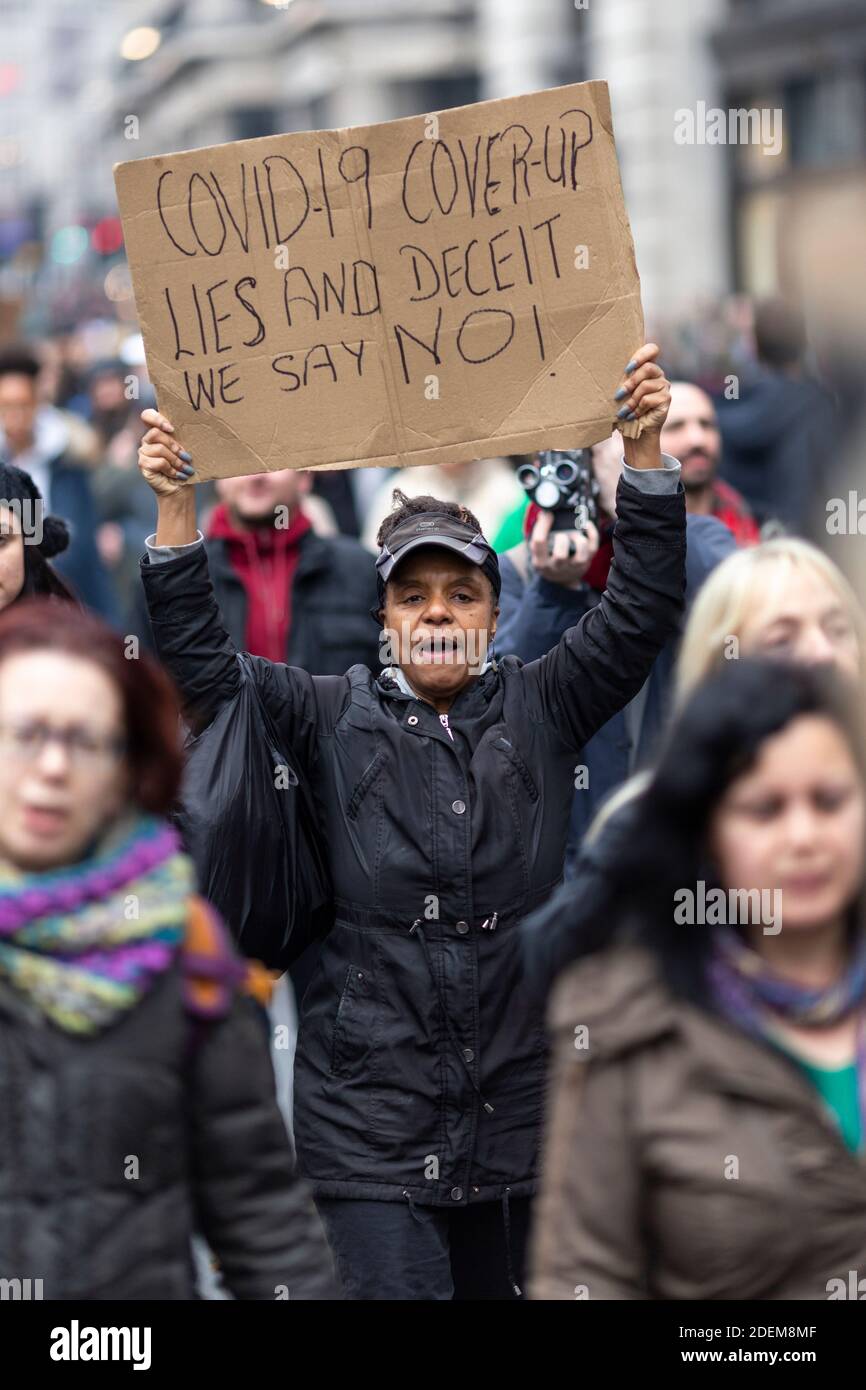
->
xmin=114 ymin=81 xmax=643 ymax=480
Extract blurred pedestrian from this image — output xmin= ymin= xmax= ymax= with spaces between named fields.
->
xmin=0 ymin=462 xmax=75 ymax=610
xmin=677 ymin=535 xmax=861 ymax=691
xmin=0 ymin=346 xmax=116 ymax=619
xmin=532 ymin=659 xmax=866 ymax=1299
xmin=662 ymin=381 xmax=759 ymax=546
xmin=715 ymin=298 xmax=837 ymax=533
xmin=84 ymin=358 xmax=138 ymax=451
xmin=0 ymin=600 xmax=336 ymax=1300
xmin=74 ymin=358 xmax=161 ymax=630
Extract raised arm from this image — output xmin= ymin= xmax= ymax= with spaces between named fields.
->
xmin=136 ymin=409 xmax=344 ymax=760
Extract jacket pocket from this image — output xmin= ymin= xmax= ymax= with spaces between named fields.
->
xmin=346 ymin=748 xmax=386 ymax=821
xmin=330 ymin=965 xmax=376 ymax=1078
xmin=494 ymin=737 xmax=539 ymax=802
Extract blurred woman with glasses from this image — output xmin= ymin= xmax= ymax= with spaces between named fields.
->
xmin=0 ymin=599 xmax=335 ymax=1300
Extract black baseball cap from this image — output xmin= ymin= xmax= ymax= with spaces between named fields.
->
xmin=375 ymin=512 xmax=501 ymax=606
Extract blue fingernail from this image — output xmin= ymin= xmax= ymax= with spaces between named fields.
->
xmin=616 ymin=406 xmax=631 ymax=419
xmin=180 ymin=465 xmax=195 ymax=477
xmin=614 ymin=386 xmax=628 ymax=401
xmin=179 ymin=450 xmax=192 ymax=463
xmin=625 ymin=410 xmax=637 ymax=420
xmin=624 ymin=360 xmax=637 ymax=374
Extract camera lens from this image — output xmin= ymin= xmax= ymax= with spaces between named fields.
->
xmin=554 ymin=460 xmax=579 ymax=484
xmin=517 ymin=463 xmax=540 ymax=490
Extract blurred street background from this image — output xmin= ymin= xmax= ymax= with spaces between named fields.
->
xmin=2 ymin=0 xmax=865 ymax=352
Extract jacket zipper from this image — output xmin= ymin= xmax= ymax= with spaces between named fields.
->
xmin=439 ymin=713 xmax=454 ymax=741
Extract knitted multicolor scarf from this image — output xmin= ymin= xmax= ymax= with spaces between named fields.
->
xmin=708 ymin=926 xmax=866 ymax=1030
xmin=0 ymin=813 xmax=193 ymax=1035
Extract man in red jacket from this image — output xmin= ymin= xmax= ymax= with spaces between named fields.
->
xmin=208 ymin=470 xmax=316 ymax=664
xmin=136 ymin=463 xmax=381 ymax=677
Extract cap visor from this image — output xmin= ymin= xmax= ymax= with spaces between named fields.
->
xmin=386 ymin=533 xmax=487 ymax=577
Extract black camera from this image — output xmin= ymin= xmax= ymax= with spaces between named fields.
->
xmin=517 ymin=449 xmax=599 ymax=555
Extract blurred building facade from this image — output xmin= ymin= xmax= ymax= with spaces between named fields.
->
xmin=713 ymin=0 xmax=866 ymax=302
xmin=1 ymin=0 xmax=865 ymax=330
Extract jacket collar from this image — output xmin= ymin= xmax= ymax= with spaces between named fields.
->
xmin=207 ymin=502 xmax=311 ymax=553
xmin=677 ymin=1004 xmax=841 ymax=1115
xmin=375 ymin=662 xmax=498 ymax=712
xmin=551 ymin=944 xmax=847 ymax=1119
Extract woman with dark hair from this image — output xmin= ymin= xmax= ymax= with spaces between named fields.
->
xmin=531 ymin=658 xmax=866 ymax=1300
xmin=0 ymin=461 xmax=75 ymax=608
xmin=0 ymin=599 xmax=335 ymax=1300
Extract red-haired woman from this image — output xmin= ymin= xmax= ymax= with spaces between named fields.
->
xmin=0 ymin=599 xmax=335 ymax=1300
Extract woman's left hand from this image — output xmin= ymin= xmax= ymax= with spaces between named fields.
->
xmin=614 ymin=343 xmax=671 ymax=435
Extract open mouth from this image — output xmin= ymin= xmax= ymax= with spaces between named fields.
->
xmin=414 ymin=635 xmax=463 ymax=663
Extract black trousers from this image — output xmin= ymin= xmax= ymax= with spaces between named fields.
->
xmin=316 ymin=1195 xmax=531 ymax=1301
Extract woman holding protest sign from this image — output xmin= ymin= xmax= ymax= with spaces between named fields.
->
xmin=0 ymin=599 xmax=335 ymax=1299
xmin=136 ymin=341 xmax=686 ymax=1300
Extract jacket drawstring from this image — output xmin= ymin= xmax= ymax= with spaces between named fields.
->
xmin=402 ymin=1189 xmax=425 ymax=1224
xmin=409 ymin=920 xmax=494 ymax=1115
xmin=501 ymin=1187 xmax=523 ymax=1298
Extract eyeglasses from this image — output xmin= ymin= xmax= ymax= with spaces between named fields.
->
xmin=0 ymin=719 xmax=126 ymax=769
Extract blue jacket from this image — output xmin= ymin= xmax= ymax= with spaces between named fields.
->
xmin=714 ymin=370 xmax=837 ymax=532
xmin=497 ymin=513 xmax=735 ymax=870
xmin=44 ymin=454 xmax=118 ymax=621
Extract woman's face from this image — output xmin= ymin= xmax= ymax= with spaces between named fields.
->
xmin=0 ymin=651 xmax=129 ymax=871
xmin=0 ymin=505 xmax=25 ymax=613
xmin=381 ymin=548 xmax=498 ymax=710
xmin=709 ymin=714 xmax=865 ymax=934
xmin=738 ymin=563 xmax=859 ymax=678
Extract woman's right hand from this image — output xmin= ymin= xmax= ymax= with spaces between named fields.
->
xmin=138 ymin=409 xmax=195 ymax=496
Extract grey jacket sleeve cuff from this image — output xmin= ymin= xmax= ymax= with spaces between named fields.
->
xmin=144 ymin=531 xmax=205 ymax=564
xmin=620 ymin=452 xmax=681 ymax=495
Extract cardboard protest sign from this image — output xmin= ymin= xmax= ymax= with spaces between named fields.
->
xmin=114 ymin=80 xmax=644 ymax=481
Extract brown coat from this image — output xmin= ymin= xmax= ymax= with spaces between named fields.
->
xmin=530 ymin=946 xmax=866 ymax=1300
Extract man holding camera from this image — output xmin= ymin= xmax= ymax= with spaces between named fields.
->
xmin=497 ymin=432 xmax=735 ymax=864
